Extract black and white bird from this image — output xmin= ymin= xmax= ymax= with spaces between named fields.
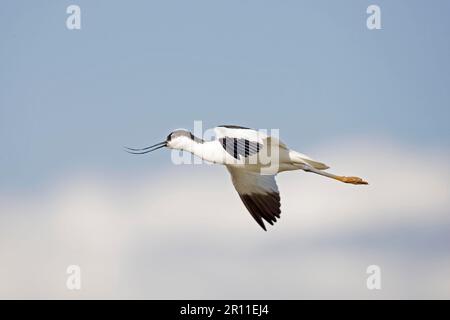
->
xmin=126 ymin=125 xmax=368 ymax=231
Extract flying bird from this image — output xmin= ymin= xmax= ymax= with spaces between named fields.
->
xmin=126 ymin=125 xmax=368 ymax=231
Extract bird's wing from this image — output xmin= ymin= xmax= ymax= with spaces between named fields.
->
xmin=219 ymin=137 xmax=262 ymax=159
xmin=214 ymin=126 xmax=267 ymax=143
xmin=264 ymin=135 xmax=287 ymax=149
xmin=227 ymin=166 xmax=281 ymax=231
xmin=214 ymin=126 xmax=268 ymax=160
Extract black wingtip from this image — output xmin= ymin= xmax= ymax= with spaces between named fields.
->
xmin=238 ymin=193 xmax=281 ymax=231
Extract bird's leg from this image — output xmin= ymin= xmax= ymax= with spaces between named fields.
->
xmin=303 ymin=166 xmax=368 ymax=185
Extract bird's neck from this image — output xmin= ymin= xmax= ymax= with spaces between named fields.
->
xmin=183 ymin=140 xmax=221 ymax=163
xmin=183 ymin=140 xmax=204 ymax=156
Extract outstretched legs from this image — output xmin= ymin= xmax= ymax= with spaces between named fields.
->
xmin=303 ymin=166 xmax=368 ymax=185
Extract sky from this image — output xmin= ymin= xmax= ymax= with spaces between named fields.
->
xmin=0 ymin=1 xmax=449 ymax=299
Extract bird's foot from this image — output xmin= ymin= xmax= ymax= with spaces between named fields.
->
xmin=340 ymin=176 xmax=368 ymax=185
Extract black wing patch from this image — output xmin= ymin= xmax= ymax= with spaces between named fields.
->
xmin=219 ymin=138 xmax=262 ymax=159
xmin=239 ymin=193 xmax=281 ymax=231
xmin=218 ymin=125 xmax=251 ymax=129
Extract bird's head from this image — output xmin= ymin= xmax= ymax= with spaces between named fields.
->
xmin=125 ymin=129 xmax=202 ymax=154
xmin=166 ymin=129 xmax=198 ymax=150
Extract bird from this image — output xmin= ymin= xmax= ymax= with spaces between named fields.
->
xmin=126 ymin=125 xmax=368 ymax=231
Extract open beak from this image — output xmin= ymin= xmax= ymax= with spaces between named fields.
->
xmin=124 ymin=141 xmax=167 ymax=154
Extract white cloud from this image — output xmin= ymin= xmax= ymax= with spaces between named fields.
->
xmin=0 ymin=138 xmax=449 ymax=298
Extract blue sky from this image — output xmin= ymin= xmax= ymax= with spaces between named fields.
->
xmin=0 ymin=1 xmax=450 ymax=299
xmin=1 ymin=0 xmax=449 ymax=190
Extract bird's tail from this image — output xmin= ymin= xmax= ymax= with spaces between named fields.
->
xmin=289 ymin=151 xmax=329 ymax=170
xmin=303 ymin=159 xmax=329 ymax=170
